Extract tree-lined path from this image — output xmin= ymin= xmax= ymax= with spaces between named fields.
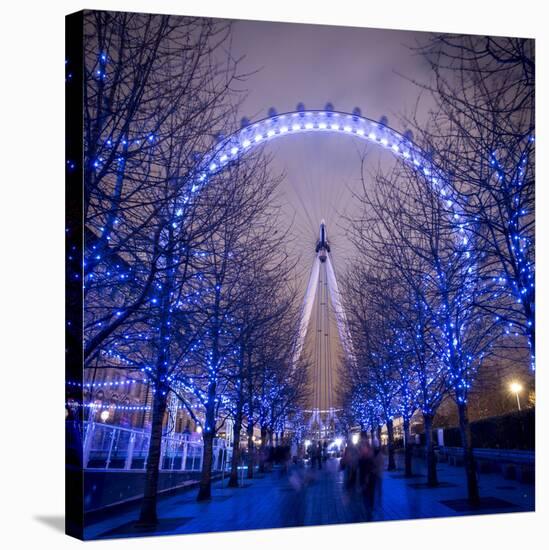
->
xmin=68 ymin=12 xmax=535 ymax=538
xmin=86 ymin=458 xmax=534 ymax=539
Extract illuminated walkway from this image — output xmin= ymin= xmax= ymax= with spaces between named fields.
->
xmin=85 ymin=456 xmax=534 ymax=539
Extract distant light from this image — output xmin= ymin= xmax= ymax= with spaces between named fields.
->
xmin=100 ymin=410 xmax=110 ymax=422
xmin=334 ymin=437 xmax=343 ymax=447
xmin=304 ymin=439 xmax=311 ymax=448
xmin=292 ymin=124 xmax=300 ymax=131
xmin=196 ymin=426 xmax=203 ymax=434
xmin=254 ymin=134 xmax=262 ymax=142
xmin=280 ymin=126 xmax=289 ymax=133
xmin=351 ymin=433 xmax=359 ymax=445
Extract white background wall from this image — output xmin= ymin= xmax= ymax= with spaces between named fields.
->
xmin=1 ymin=1 xmax=547 ymax=549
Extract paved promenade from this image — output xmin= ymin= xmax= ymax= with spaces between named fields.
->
xmin=84 ymin=455 xmax=535 ymax=539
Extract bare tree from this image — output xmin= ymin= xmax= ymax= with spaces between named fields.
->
xmin=410 ymin=35 xmax=535 ymax=366
xmin=343 ymin=267 xmax=400 ymax=471
xmin=83 ymin=12 xmax=243 ymax=365
xmin=81 ymin=11 xmax=264 ymax=525
xmin=348 ymin=157 xmax=502 ymax=503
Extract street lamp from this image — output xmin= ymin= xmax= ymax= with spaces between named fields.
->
xmin=510 ymin=382 xmax=523 ymax=411
xmin=351 ymin=433 xmax=359 ymax=445
xmin=100 ymin=409 xmax=110 ymax=422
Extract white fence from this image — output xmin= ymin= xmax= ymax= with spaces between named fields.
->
xmin=82 ymin=422 xmax=232 ymax=472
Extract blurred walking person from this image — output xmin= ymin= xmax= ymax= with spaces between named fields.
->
xmin=357 ymin=433 xmax=378 ymax=520
xmin=341 ymin=441 xmax=359 ymax=492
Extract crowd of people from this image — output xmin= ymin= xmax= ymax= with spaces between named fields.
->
xmin=307 ymin=441 xmax=330 ymax=469
xmin=279 ymin=433 xmax=385 ymax=520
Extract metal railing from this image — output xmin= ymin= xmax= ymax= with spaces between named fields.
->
xmin=82 ymin=421 xmax=232 ymax=472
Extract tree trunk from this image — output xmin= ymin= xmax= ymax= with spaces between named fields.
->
xmin=137 ymin=389 xmax=167 ymax=526
xmin=376 ymin=425 xmax=382 ymax=448
xmin=228 ymin=414 xmax=242 ymax=488
xmin=403 ymin=417 xmax=413 ymax=477
xmin=370 ymin=427 xmax=375 ymax=447
xmin=197 ymin=431 xmax=214 ymax=501
xmin=423 ymin=412 xmax=438 ymax=487
xmin=386 ymin=418 xmax=396 ymax=471
xmin=197 ymin=380 xmax=217 ymax=501
xmin=259 ymin=425 xmax=268 ymax=473
xmin=247 ymin=423 xmax=254 ymax=479
xmin=457 ymin=401 xmax=480 ymax=505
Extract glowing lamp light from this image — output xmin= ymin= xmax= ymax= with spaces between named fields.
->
xmin=100 ymin=410 xmax=110 ymax=422
xmin=510 ymin=382 xmax=522 ymax=394
xmin=351 ymin=433 xmax=360 ymax=445
xmin=304 ymin=439 xmax=311 ymax=448
xmin=196 ymin=426 xmax=203 ymax=434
